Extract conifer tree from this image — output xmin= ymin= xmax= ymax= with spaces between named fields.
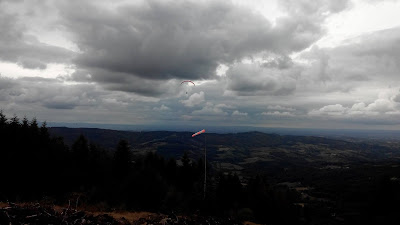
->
xmin=40 ymin=121 xmax=49 ymax=138
xmin=72 ymin=134 xmax=90 ymax=163
xmin=182 ymin=151 xmax=190 ymax=168
xmin=10 ymin=115 xmax=20 ymax=129
xmin=71 ymin=134 xmax=90 ymax=189
xmin=22 ymin=116 xmax=29 ymax=129
xmin=30 ymin=117 xmax=39 ymax=130
xmin=0 ymin=110 xmax=7 ymax=127
xmin=113 ymin=139 xmax=132 ymax=177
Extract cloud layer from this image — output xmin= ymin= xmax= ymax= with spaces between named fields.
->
xmin=1 ymin=0 xmax=400 ymax=129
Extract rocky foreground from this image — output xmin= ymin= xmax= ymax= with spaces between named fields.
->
xmin=0 ymin=202 xmax=246 ymax=225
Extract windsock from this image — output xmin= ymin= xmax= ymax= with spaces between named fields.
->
xmin=192 ymin=129 xmax=205 ymax=137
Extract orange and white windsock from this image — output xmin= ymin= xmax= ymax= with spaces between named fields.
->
xmin=192 ymin=129 xmax=205 ymax=137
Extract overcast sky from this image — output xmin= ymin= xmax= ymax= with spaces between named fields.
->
xmin=1 ymin=0 xmax=400 ymax=130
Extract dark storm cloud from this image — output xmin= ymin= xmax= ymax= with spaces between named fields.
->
xmin=58 ymin=0 xmax=274 ymax=80
xmin=222 ymin=24 xmax=400 ymax=118
xmin=301 ymin=28 xmax=400 ymax=120
xmin=70 ymin=68 xmax=180 ymax=97
xmin=55 ymin=0 xmax=350 ymax=95
xmin=299 ymin=27 xmax=400 ymax=90
xmin=0 ymin=76 xmax=16 ymax=90
xmin=43 ymin=101 xmax=77 ymax=110
xmin=273 ymin=0 xmax=351 ymax=51
xmin=7 ymin=0 xmax=400 ymax=129
xmin=218 ymin=0 xmax=351 ymax=97
xmin=352 ymin=28 xmax=400 ymax=62
xmin=0 ymin=74 xmax=163 ymax=124
xmin=0 ymin=76 xmax=154 ymax=113
xmin=225 ymin=63 xmax=297 ymax=96
xmin=393 ymin=93 xmax=400 ymax=103
xmin=0 ymin=4 xmax=74 ymax=69
xmin=0 ymin=76 xmax=89 ymax=109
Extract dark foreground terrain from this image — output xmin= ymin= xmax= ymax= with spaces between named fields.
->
xmin=0 ymin=202 xmax=244 ymax=225
xmin=1 ymin=113 xmax=400 ymax=224
xmin=48 ymin=127 xmax=400 ymax=224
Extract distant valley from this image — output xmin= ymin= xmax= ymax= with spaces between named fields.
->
xmin=49 ymin=127 xmax=400 ymax=177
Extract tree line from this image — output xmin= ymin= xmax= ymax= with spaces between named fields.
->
xmin=0 ymin=112 xmax=301 ymax=224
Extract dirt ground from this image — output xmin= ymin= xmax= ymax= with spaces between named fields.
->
xmin=1 ymin=202 xmax=261 ymax=224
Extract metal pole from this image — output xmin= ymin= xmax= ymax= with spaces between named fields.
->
xmin=204 ymin=135 xmax=206 ymax=199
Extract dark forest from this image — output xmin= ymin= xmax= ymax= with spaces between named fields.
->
xmin=0 ymin=112 xmax=302 ymax=224
xmin=1 ymin=112 xmax=400 ymax=224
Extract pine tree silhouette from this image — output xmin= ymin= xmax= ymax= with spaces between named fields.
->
xmin=112 ymin=139 xmax=132 ymax=178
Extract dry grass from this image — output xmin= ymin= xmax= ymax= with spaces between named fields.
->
xmin=1 ymin=202 xmax=159 ymax=223
xmin=243 ymin=221 xmax=261 ymax=225
xmin=1 ymin=202 xmax=263 ymax=224
xmin=91 ymin=211 xmax=159 ymax=222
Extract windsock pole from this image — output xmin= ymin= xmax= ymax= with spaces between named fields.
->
xmin=204 ymin=134 xmax=206 ymax=199
xmin=192 ymin=129 xmax=206 ymax=199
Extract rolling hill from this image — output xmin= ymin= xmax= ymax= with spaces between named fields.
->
xmin=49 ymin=127 xmax=400 ymax=176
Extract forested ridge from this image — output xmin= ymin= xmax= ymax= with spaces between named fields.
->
xmin=0 ymin=112 xmax=301 ymax=224
xmin=3 ymin=112 xmax=400 ymax=224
